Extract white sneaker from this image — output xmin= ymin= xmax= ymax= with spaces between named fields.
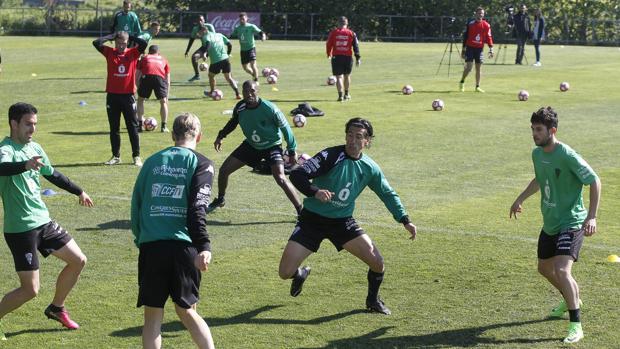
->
xmin=104 ymin=156 xmax=121 ymax=165
xmin=133 ymin=156 xmax=143 ymax=167
xmin=533 ymin=61 xmax=542 ymax=67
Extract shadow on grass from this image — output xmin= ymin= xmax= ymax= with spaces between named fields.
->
xmin=269 ymin=99 xmax=324 ymax=103
xmin=51 ymin=131 xmax=108 ymax=136
xmin=385 ymin=90 xmax=460 ymax=94
xmin=39 ymin=77 xmax=101 ymax=81
xmin=111 ymin=305 xmax=366 ymax=337
xmin=70 ymin=90 xmax=106 ymax=94
xmin=299 ymin=318 xmax=561 ymax=348
xmin=5 ymin=327 xmax=66 ymax=338
xmin=206 ymin=219 xmax=294 ymax=226
xmin=76 ymin=218 xmax=294 ymax=232
xmin=53 ymin=162 xmax=104 ymax=168
xmin=168 ymin=97 xmax=203 ymax=101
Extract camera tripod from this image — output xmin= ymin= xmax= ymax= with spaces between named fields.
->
xmin=436 ymin=35 xmax=462 ymax=77
xmin=493 ymin=41 xmax=529 ymax=65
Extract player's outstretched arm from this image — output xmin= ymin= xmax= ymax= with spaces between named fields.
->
xmin=583 ymin=176 xmax=601 ymax=236
xmin=79 ymin=192 xmax=94 ymax=207
xmin=510 ymin=178 xmax=539 ymax=219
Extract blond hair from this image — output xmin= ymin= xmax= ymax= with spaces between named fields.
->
xmin=173 ymin=112 xmax=201 ymax=140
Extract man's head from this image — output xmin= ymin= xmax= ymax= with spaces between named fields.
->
xmin=114 ymin=31 xmax=129 ymax=52
xmin=8 ymin=102 xmax=38 ymax=144
xmin=150 ymin=21 xmax=160 ymax=36
xmin=475 ymin=7 xmax=485 ymax=20
xmin=197 ymin=15 xmax=205 ymax=25
xmin=148 ymin=45 xmax=159 ymax=55
xmin=519 ymin=4 xmax=527 ymax=13
xmin=242 ymin=80 xmax=259 ymax=106
xmin=172 ymin=113 xmax=202 ymax=145
xmin=530 ymin=106 xmax=558 ymax=147
xmin=122 ymin=0 xmax=131 ymax=13
xmin=338 ymin=16 xmax=348 ymax=28
xmin=345 ymin=117 xmax=374 ymax=157
xmin=239 ymin=12 xmax=248 ymax=25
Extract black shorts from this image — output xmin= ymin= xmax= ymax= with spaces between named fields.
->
xmin=464 ymin=46 xmax=484 ymax=63
xmin=138 ymin=75 xmax=168 ymax=100
xmin=240 ymin=48 xmax=257 ymax=65
xmin=209 ymin=59 xmax=232 ymax=74
xmin=537 ymin=228 xmax=584 ymax=262
xmin=230 ymin=140 xmax=284 ymax=169
xmin=331 ymin=55 xmax=353 ymax=75
xmin=4 ymin=221 xmax=72 ymax=271
xmin=137 ymin=240 xmax=201 ymax=309
xmin=289 ymin=209 xmax=365 ymax=252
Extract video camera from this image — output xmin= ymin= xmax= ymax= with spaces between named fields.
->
xmin=504 ymin=4 xmax=515 ymax=34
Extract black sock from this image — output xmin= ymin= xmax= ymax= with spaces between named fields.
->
xmin=344 ymin=90 xmax=349 ymax=96
xmin=291 ymin=268 xmax=301 ymax=280
xmin=476 ymin=84 xmax=480 ymax=88
xmin=367 ymin=269 xmax=384 ymax=301
xmin=161 ymin=122 xmax=166 ymax=128
xmin=569 ymin=309 xmax=581 ymax=323
xmin=460 ymin=79 xmax=464 ymax=83
xmin=338 ymin=92 xmax=343 ymax=98
xmin=48 ymin=304 xmax=64 ymax=313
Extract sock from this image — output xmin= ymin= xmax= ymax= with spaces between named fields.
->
xmin=161 ymin=122 xmax=166 ymax=129
xmin=253 ymin=78 xmax=258 ymax=82
xmin=367 ymin=269 xmax=384 ymax=301
xmin=290 ymin=268 xmax=301 ymax=280
xmin=344 ymin=90 xmax=349 ymax=96
xmin=338 ymin=92 xmax=343 ymax=98
xmin=460 ymin=79 xmax=464 ymax=83
xmin=476 ymin=84 xmax=480 ymax=88
xmin=48 ymin=304 xmax=64 ymax=313
xmin=569 ymin=309 xmax=581 ymax=323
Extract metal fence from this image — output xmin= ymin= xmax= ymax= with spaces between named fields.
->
xmin=0 ymin=7 xmax=618 ymax=45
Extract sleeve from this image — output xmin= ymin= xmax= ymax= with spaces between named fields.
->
xmin=131 ymin=35 xmax=148 ymax=54
xmin=539 ymin=17 xmax=545 ymax=38
xmin=132 ymin=13 xmax=142 ymax=35
xmin=130 ymin=168 xmax=144 ymax=247
xmin=185 ymin=38 xmax=195 ymax=55
xmin=186 ymin=154 xmax=214 ymax=252
xmin=352 ymin=32 xmax=360 ymax=58
xmin=0 ymin=162 xmax=28 ymax=176
xmin=289 ymin=147 xmax=341 ymax=197
xmin=43 ymin=170 xmax=83 ymax=196
xmin=462 ymin=23 xmax=469 ymax=46
xmin=253 ymin=24 xmax=262 ymax=34
xmin=326 ymin=30 xmax=334 ymax=56
xmin=486 ymin=22 xmax=494 ymax=47
xmin=566 ymin=150 xmax=598 ymax=185
xmin=367 ymin=165 xmax=409 ymax=223
xmin=275 ymin=109 xmax=296 ymax=151
xmin=206 ymin=23 xmax=215 ymax=33
xmin=217 ymin=106 xmax=240 ymax=139
xmin=226 ymin=41 xmax=232 ymax=55
xmin=93 ymin=37 xmax=107 ymax=54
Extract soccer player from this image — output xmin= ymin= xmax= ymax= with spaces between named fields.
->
xmin=131 ymin=112 xmax=215 ymax=349
xmin=326 ymin=16 xmax=361 ymax=102
xmin=110 ymin=0 xmax=141 ymax=37
xmin=93 ymin=31 xmax=147 ymax=166
xmin=200 ymin=28 xmax=241 ymax=100
xmin=138 ymin=21 xmax=161 ymax=45
xmin=510 ymin=107 xmax=601 ymax=344
xmin=513 ymin=4 xmax=531 ymax=65
xmin=136 ymin=45 xmax=171 ymax=133
xmin=230 ymin=12 xmax=266 ymax=82
xmin=207 ymin=80 xmax=301 ymax=214
xmin=0 ymin=103 xmax=93 ymax=339
xmin=278 ymin=117 xmax=416 ymax=315
xmin=459 ymin=7 xmax=494 ymax=93
xmin=185 ymin=15 xmax=215 ymax=82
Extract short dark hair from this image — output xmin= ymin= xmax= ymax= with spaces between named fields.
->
xmin=475 ymin=6 xmax=484 ymax=12
xmin=8 ymin=102 xmax=37 ymax=125
xmin=150 ymin=21 xmax=160 ymax=27
xmin=239 ymin=12 xmax=247 ymax=18
xmin=345 ymin=117 xmax=374 ymax=139
xmin=148 ymin=45 xmax=159 ymax=54
xmin=531 ymin=106 xmax=558 ymax=129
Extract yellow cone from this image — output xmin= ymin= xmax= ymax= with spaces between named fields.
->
xmin=271 ymin=87 xmax=279 ymax=91
xmin=607 ymin=254 xmax=619 ymax=263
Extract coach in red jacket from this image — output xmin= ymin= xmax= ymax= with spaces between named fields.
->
xmin=459 ymin=7 xmax=494 ymax=93
xmin=326 ymin=16 xmax=361 ymax=102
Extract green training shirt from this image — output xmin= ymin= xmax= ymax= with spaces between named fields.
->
xmin=231 ymin=23 xmax=262 ymax=51
xmin=137 ymin=29 xmax=153 ymax=43
xmin=0 ymin=137 xmax=53 ymax=233
xmin=112 ymin=11 xmax=142 ymax=36
xmin=201 ymin=32 xmax=230 ymax=64
xmin=190 ymin=23 xmax=215 ymax=38
xmin=532 ymin=142 xmax=598 ymax=235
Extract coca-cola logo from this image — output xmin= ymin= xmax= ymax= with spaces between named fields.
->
xmin=208 ymin=12 xmax=260 ymax=36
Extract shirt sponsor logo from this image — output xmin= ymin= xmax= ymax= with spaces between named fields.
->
xmin=152 ymin=165 xmax=188 ymax=179
xmin=149 ymin=205 xmax=187 ymax=217
xmin=151 ymin=183 xmax=184 ymax=199
xmin=543 ymin=179 xmax=556 ymax=208
xmin=25 ymin=253 xmax=33 ymax=265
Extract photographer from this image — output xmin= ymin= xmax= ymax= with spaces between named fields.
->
xmin=512 ymin=4 xmax=531 ymax=65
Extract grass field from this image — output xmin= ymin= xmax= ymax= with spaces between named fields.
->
xmin=0 ymin=36 xmax=619 ymax=348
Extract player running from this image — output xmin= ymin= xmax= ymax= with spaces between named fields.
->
xmin=279 ymin=117 xmax=417 ymax=315
xmin=510 ymin=106 xmax=601 ymax=344
xmin=0 ymin=103 xmax=93 ymax=339
xmin=207 ymin=80 xmax=302 ymax=214
xmin=459 ymin=7 xmax=494 ymax=93
xmin=230 ymin=12 xmax=266 ymax=83
xmin=326 ymin=16 xmax=361 ymax=102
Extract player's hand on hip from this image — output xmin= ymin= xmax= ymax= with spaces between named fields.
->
xmin=582 ymin=218 xmax=597 ymax=236
xmin=213 ymin=138 xmax=223 ymax=152
xmin=404 ymin=223 xmax=417 ymax=240
xmin=509 ymin=201 xmax=522 ymax=219
xmin=195 ymin=251 xmax=212 ymax=271
xmin=26 ymin=156 xmax=44 ymax=171
xmin=78 ymin=192 xmax=94 ymax=207
xmin=314 ymin=189 xmax=334 ymax=203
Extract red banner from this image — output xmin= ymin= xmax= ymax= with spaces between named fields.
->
xmin=207 ymin=12 xmax=261 ymax=36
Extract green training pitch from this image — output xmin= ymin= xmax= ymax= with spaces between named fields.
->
xmin=0 ymin=36 xmax=619 ymax=348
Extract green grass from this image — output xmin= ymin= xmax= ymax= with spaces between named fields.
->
xmin=0 ymin=36 xmax=619 ymax=348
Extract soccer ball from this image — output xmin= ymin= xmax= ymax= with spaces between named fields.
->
xmin=327 ymin=76 xmax=337 ymax=85
xmin=211 ymin=89 xmax=223 ymax=101
xmin=199 ymin=62 xmax=208 ymax=71
xmin=518 ymin=90 xmax=529 ymax=101
xmin=432 ymin=99 xmax=444 ymax=111
xmin=402 ymin=85 xmax=414 ymax=95
xmin=292 ymin=114 xmax=306 ymax=127
xmin=560 ymin=82 xmax=570 ymax=92
xmin=269 ymin=68 xmax=280 ymax=77
xmin=262 ymin=67 xmax=272 ymax=77
xmin=267 ymin=74 xmax=278 ymax=84
xmin=143 ymin=117 xmax=158 ymax=131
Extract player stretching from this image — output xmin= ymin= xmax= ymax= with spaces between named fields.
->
xmin=279 ymin=117 xmax=417 ymax=315
xmin=136 ymin=45 xmax=171 ymax=133
xmin=0 ymin=103 xmax=93 ymax=339
xmin=326 ymin=16 xmax=361 ymax=102
xmin=459 ymin=7 xmax=494 ymax=93
xmin=207 ymin=80 xmax=301 ymax=214
xmin=131 ymin=113 xmax=215 ymax=349
xmin=230 ymin=12 xmax=266 ymax=83
xmin=510 ymin=107 xmax=601 ymax=344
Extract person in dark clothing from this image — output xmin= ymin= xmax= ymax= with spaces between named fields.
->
xmin=513 ymin=4 xmax=531 ymax=65
xmin=531 ymin=8 xmax=545 ymax=66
